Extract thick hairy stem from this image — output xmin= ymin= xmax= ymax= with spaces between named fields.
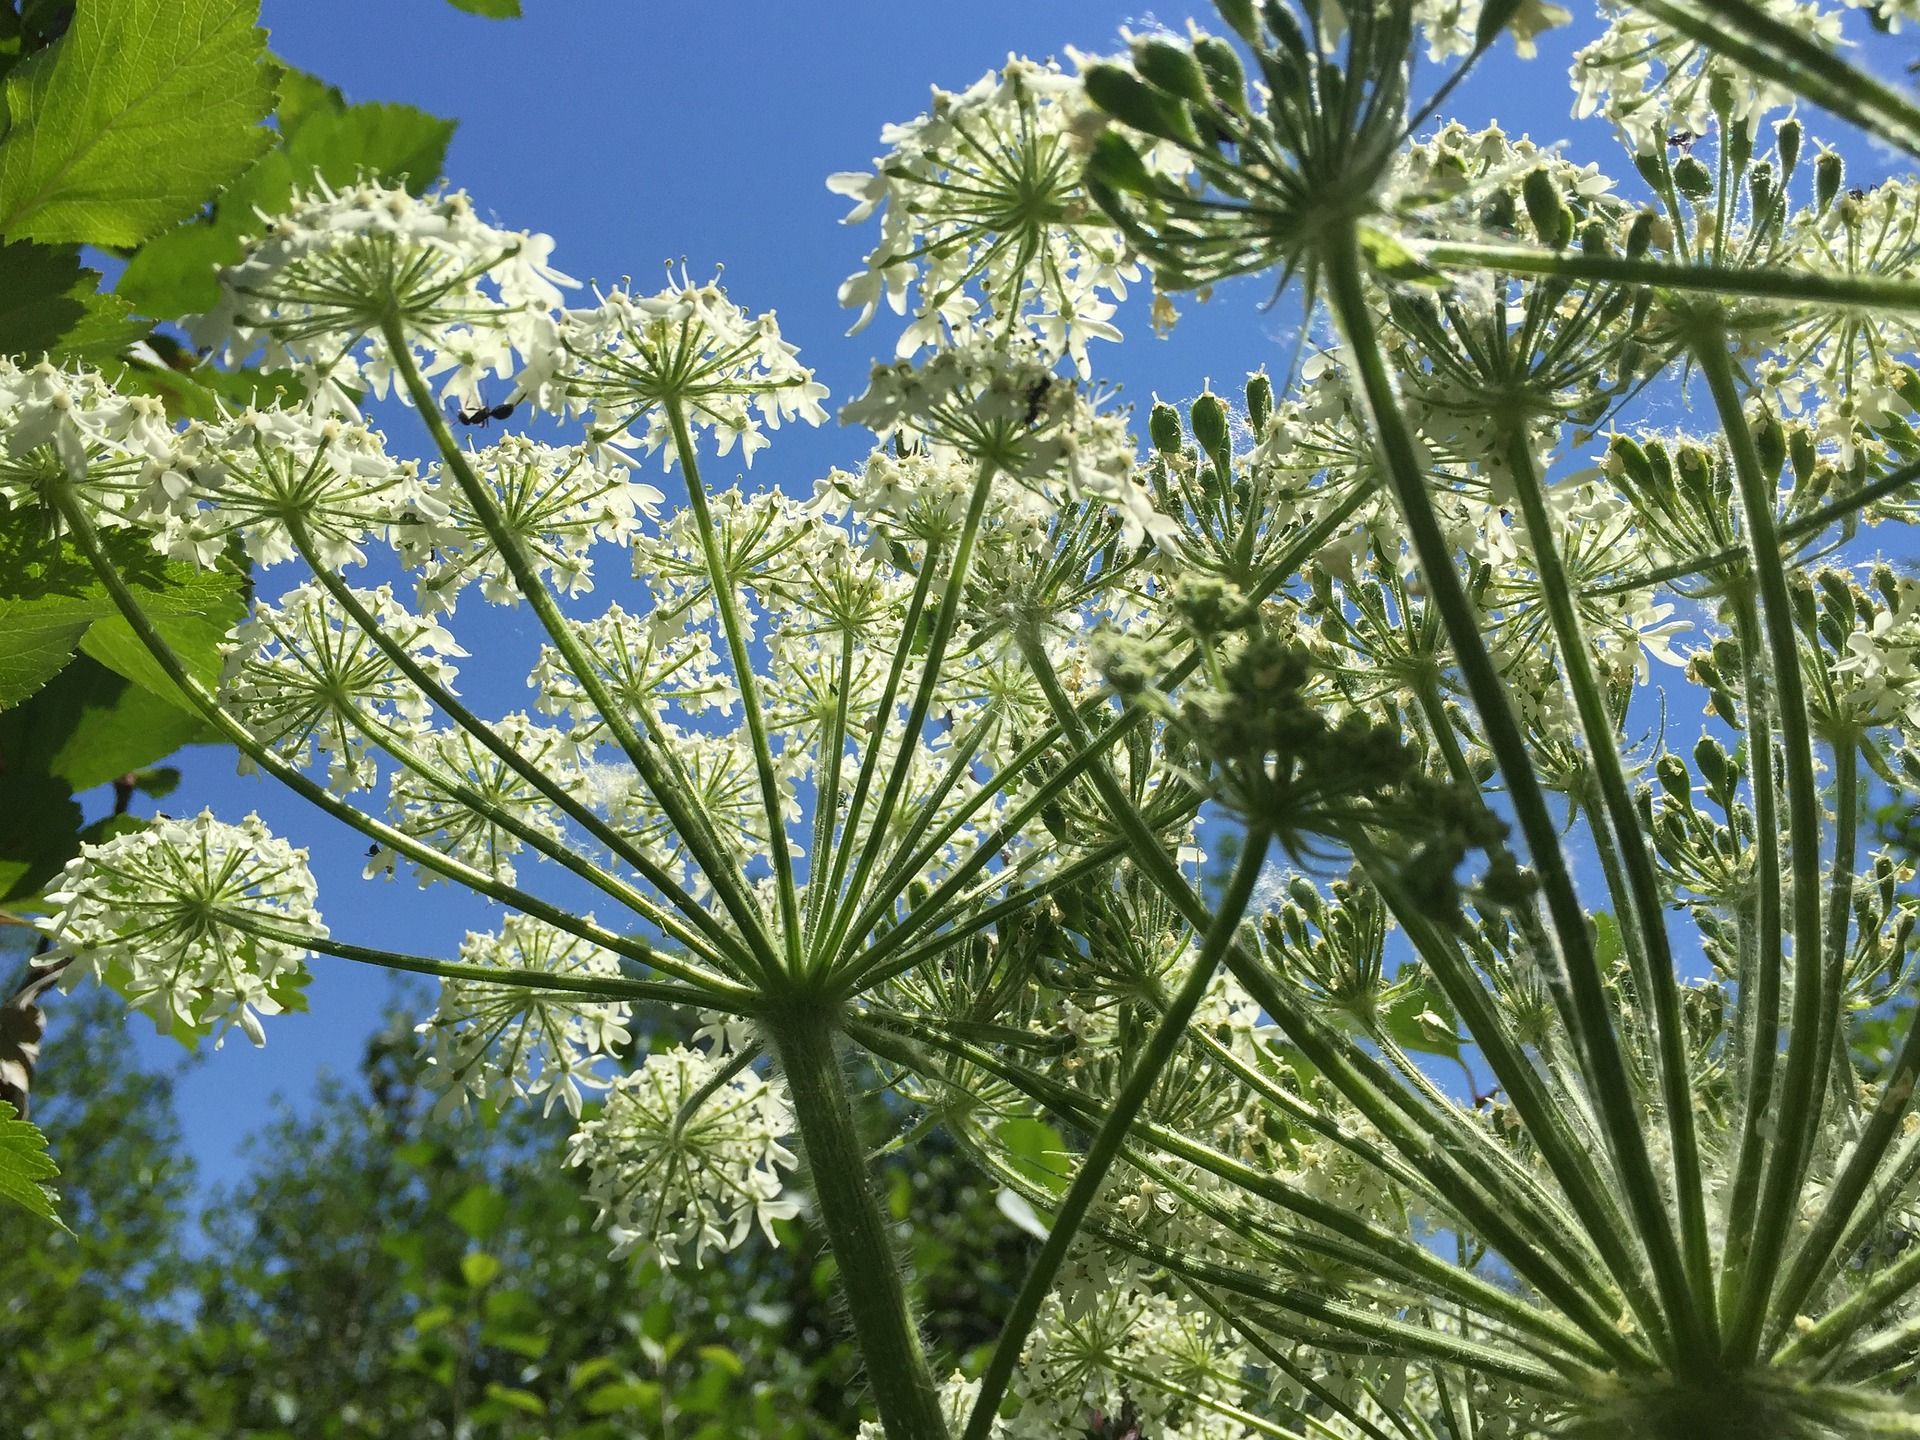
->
xmin=1503 ymin=430 xmax=1715 ymax=1330
xmin=1322 ymin=227 xmax=1704 ymax=1366
xmin=769 ymin=1007 xmax=949 ymax=1440
xmin=959 ymin=825 xmax=1272 ymax=1440
xmin=1694 ymin=330 xmax=1829 ymax=1365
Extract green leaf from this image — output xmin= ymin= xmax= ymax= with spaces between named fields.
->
xmin=0 ymin=652 xmax=212 ymax=793
xmin=0 ymin=501 xmax=247 ymax=714
xmin=460 ymin=1250 xmax=502 ymax=1289
xmin=583 ymin=1379 xmax=658 ymax=1416
xmin=0 ymin=1097 xmax=68 ymax=1230
xmin=995 ymin=1117 xmax=1071 ymax=1198
xmin=447 ymin=0 xmax=522 ymax=16
xmin=1357 ymin=226 xmax=1448 ymax=288
xmin=447 ymin=1182 xmax=508 ymax=1240
xmin=0 ymin=0 xmax=277 ymax=246
xmin=479 ymin=1383 xmax=544 ymax=1416
xmin=117 ymin=97 xmax=455 ymax=319
xmin=0 ymin=241 xmax=143 ymax=362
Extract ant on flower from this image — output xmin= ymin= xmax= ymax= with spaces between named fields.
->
xmin=447 ymin=394 xmax=517 ymax=427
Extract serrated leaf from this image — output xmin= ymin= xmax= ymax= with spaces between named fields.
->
xmin=117 ymin=98 xmax=454 ymax=319
xmin=0 ymin=1097 xmax=67 ymax=1230
xmin=447 ymin=0 xmax=522 ymax=16
xmin=0 ymin=501 xmax=247 ymax=713
xmin=0 ymin=240 xmax=144 ymax=362
xmin=0 ymin=653 xmax=213 ymax=792
xmin=0 ymin=0 xmax=276 ymax=247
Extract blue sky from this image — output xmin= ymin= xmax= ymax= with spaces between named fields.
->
xmin=64 ymin=0 xmax=1908 ymax=1193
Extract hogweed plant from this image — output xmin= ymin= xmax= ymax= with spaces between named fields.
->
xmin=15 ymin=1 xmax=1920 ymax=1435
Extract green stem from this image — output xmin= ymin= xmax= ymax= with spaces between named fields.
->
xmin=958 ymin=825 xmax=1271 ymax=1440
xmin=1694 ymin=329 xmax=1830 ymax=1365
xmin=1418 ymin=241 xmax=1920 ymax=313
xmin=46 ymin=480 xmax=746 ymax=1003
xmin=381 ymin=314 xmax=781 ymax=982
xmin=1018 ymin=640 xmax=1648 ymax=1365
xmin=1322 ymin=226 xmax=1705 ymax=1366
xmin=1716 ymin=584 xmax=1783 ymax=1323
xmin=769 ymin=1007 xmax=948 ymax=1440
xmin=225 ymin=913 xmax=740 ymax=1013
xmin=1764 ymin=991 xmax=1920 ymax=1357
xmin=814 ymin=458 xmax=997 ymax=973
xmin=664 ymin=398 xmax=804 ymax=969
xmin=290 ymin=522 xmax=749 ymax=977
xmin=1503 ymin=428 xmax=1716 ymax=1332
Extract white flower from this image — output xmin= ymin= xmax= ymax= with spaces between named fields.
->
xmin=567 ymin=1043 xmax=800 ymax=1267
xmin=39 ymin=810 xmax=321 ymax=1048
xmin=1570 ymin=2 xmax=1840 ymax=153
xmin=0 ymin=359 xmax=206 ymax=534
xmin=831 ymin=57 xmax=1142 ymax=372
xmin=385 ymin=713 xmax=576 ymax=885
xmin=195 ymin=177 xmax=576 ymax=413
xmin=856 ymin=1372 xmax=1007 ymax=1439
xmin=541 ymin=272 xmax=828 ymax=467
xmin=415 ymin=915 xmax=633 ymax=1119
xmin=218 ymin=581 xmax=465 ymax=793
xmin=403 ymin=435 xmax=662 ymax=612
xmin=190 ymin=405 xmax=425 ymax=569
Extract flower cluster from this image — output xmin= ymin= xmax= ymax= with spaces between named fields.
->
xmin=196 ymin=176 xmax=576 ymax=411
xmin=538 ymin=273 xmax=829 ymax=467
xmin=829 ymin=57 xmax=1145 ymax=372
xmin=38 ymin=811 xmax=321 ymax=1048
xmin=566 ymin=1042 xmax=799 ymax=1267
xmin=415 ymin=915 xmax=633 ymax=1118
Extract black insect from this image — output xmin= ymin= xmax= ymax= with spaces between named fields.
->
xmin=1848 ymin=184 xmax=1880 ymax=202
xmin=448 ymin=396 xmax=517 ymax=427
xmin=1666 ymin=130 xmax=1698 ymax=151
xmin=1021 ymin=375 xmax=1057 ymax=428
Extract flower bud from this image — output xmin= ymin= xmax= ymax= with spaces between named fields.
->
xmin=1149 ymin=399 xmax=1184 ymax=456
xmin=1194 ymin=35 xmax=1249 ymax=114
xmin=1625 ymin=210 xmax=1657 ymax=259
xmin=1082 ymin=62 xmax=1201 ymax=149
xmin=1815 ymin=150 xmax=1844 ymax=212
xmin=1752 ymin=407 xmax=1786 ymax=481
xmin=1775 ymin=118 xmax=1802 ymax=178
xmin=1656 ymin=753 xmax=1691 ymax=803
xmin=1522 ymin=168 xmax=1572 ymax=248
xmin=1190 ymin=390 xmax=1230 ymax=457
xmin=1132 ymin=37 xmax=1211 ymax=106
xmin=1694 ymin=736 xmax=1729 ymax=798
xmin=1671 ymin=155 xmax=1712 ymax=201
xmin=1245 ymin=370 xmax=1273 ymax=433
